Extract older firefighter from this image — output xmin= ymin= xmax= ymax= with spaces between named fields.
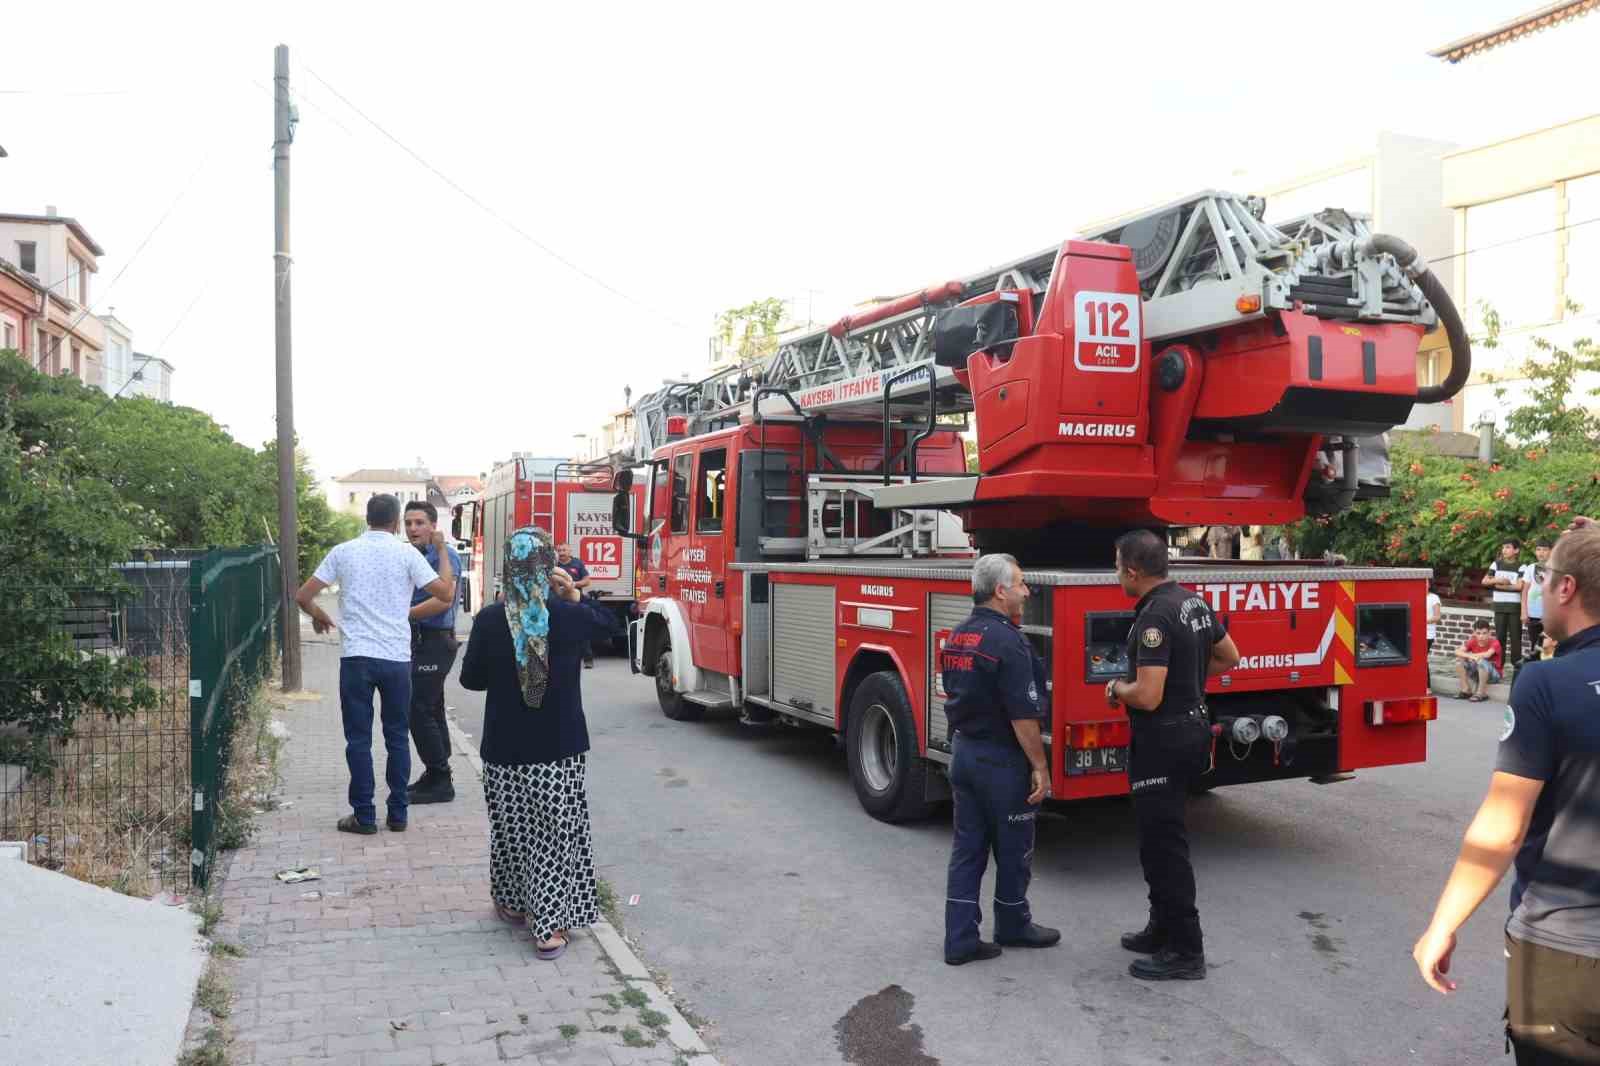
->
xmin=940 ymin=553 xmax=1061 ymax=965
xmin=1106 ymin=529 xmax=1240 ymax=980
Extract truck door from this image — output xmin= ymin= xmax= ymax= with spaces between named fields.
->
xmin=688 ymin=445 xmax=732 ymax=675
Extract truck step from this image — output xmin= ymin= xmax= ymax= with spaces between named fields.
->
xmin=682 ymin=691 xmax=737 ymax=711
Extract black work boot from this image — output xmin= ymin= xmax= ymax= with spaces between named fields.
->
xmin=1120 ymin=919 xmax=1168 ymax=954
xmin=997 ymin=923 xmax=1061 ymax=948
xmin=1129 ymin=947 xmax=1206 ymax=981
xmin=945 ymin=941 xmax=1003 ymax=966
xmin=408 ymin=770 xmax=455 ymax=804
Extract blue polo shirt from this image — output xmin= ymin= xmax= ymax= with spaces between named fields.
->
xmin=1497 ymin=622 xmax=1600 ymax=958
xmin=939 ymin=606 xmax=1047 ymax=746
xmin=410 ymin=543 xmax=462 ymax=630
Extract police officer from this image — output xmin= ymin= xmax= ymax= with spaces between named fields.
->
xmin=1105 ymin=529 xmax=1239 ymax=981
xmin=556 ymin=543 xmax=596 ymax=669
xmin=1414 ymin=524 xmax=1600 ymax=1063
xmin=404 ymin=502 xmax=464 ymax=805
xmin=941 ymin=553 xmax=1061 ymax=965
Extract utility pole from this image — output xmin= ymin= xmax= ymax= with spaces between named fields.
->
xmin=274 ymin=44 xmax=302 ymax=691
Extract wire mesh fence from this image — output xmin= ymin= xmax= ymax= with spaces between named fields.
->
xmin=0 ymin=552 xmax=202 ymax=896
xmin=189 ymin=545 xmax=281 ymax=889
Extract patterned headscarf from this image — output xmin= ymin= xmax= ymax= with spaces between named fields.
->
xmin=503 ymin=526 xmax=555 ymax=709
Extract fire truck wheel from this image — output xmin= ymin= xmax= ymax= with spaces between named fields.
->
xmin=655 ymin=646 xmax=702 ymax=721
xmin=846 ymin=672 xmax=932 ymax=824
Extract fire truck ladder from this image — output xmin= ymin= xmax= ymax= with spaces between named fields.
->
xmin=630 ymin=191 xmax=1441 ymax=532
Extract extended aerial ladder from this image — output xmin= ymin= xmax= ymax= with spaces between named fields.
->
xmin=624 ymin=191 xmax=1469 ymax=563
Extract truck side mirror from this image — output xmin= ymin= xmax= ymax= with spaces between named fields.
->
xmin=613 ymin=468 xmax=634 ymax=492
xmin=611 ymin=490 xmax=631 ymax=535
xmin=450 ymin=505 xmax=463 ymax=541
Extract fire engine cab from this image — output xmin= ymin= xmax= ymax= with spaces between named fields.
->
xmin=611 ymin=192 xmax=1470 ymax=822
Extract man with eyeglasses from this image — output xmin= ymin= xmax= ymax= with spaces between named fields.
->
xmin=1414 ymin=523 xmax=1600 ymax=1063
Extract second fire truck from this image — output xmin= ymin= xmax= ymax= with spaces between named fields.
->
xmin=467 ymin=455 xmax=645 ymax=641
xmin=611 ymin=192 xmax=1470 ymax=821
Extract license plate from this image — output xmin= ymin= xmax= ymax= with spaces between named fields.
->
xmin=1066 ymin=746 xmax=1127 ymax=776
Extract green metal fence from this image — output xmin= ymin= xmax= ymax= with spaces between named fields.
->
xmin=189 ymin=545 xmax=280 ymax=888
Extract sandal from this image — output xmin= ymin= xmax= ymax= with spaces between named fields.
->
xmin=494 ymin=903 xmax=526 ymax=925
xmin=535 ymin=934 xmax=568 ymax=961
xmin=1469 ymin=694 xmax=1488 ymax=702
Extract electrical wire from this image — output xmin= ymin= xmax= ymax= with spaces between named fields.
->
xmin=300 ymin=63 xmax=695 ymax=333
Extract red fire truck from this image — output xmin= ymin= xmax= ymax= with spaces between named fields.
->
xmin=471 ymin=455 xmax=645 ymax=640
xmin=611 ymin=192 xmax=1471 ymax=822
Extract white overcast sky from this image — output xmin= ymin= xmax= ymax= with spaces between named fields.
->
xmin=2 ymin=1 xmax=1592 ymax=484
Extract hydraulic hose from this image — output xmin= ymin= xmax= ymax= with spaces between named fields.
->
xmin=1330 ymin=234 xmax=1472 ymax=407
xmin=1411 ymin=267 xmax=1471 ymax=405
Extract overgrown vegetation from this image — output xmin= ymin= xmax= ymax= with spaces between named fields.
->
xmin=0 ymin=351 xmax=359 ymax=581
xmin=1287 ymin=310 xmax=1600 ymax=581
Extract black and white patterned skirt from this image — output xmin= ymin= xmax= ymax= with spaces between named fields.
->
xmin=482 ymin=755 xmax=600 ymax=942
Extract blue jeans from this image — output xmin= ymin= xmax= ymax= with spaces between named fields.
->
xmin=339 ymin=657 xmax=412 ymax=826
xmin=944 ymin=733 xmax=1038 ymax=958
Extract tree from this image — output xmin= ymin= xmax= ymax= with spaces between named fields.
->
xmin=1479 ymin=303 xmax=1600 ymax=444
xmin=0 ymin=378 xmax=157 ymax=768
xmin=715 ymin=298 xmax=787 ymax=365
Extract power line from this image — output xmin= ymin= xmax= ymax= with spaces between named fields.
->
xmin=300 ymin=63 xmax=694 ymax=333
xmin=1425 ymin=212 xmax=1600 ymax=266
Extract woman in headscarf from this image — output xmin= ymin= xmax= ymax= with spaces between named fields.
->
xmin=459 ymin=525 xmax=622 ymax=959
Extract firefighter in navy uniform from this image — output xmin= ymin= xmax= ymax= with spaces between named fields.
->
xmin=1106 ymin=530 xmax=1240 ymax=981
xmin=941 ymin=553 xmax=1061 ymax=966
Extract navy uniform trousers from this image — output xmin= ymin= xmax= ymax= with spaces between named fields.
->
xmin=1129 ymin=716 xmax=1210 ymax=955
xmin=944 ymin=733 xmax=1038 ymax=958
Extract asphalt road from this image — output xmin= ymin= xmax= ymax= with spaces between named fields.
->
xmin=447 ymin=653 xmax=1514 ymax=1066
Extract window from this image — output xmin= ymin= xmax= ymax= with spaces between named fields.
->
xmin=2 ymin=321 xmax=14 ymax=351
xmin=70 ymin=343 xmax=81 ymax=379
xmin=64 ymin=256 xmax=81 ymax=305
xmin=651 ymin=460 xmax=671 ymax=531
xmin=348 ymin=492 xmax=357 ymax=504
xmin=77 ymin=259 xmax=89 ymax=305
xmin=695 ymin=448 xmax=728 ymax=533
xmin=16 ymin=241 xmax=36 ymax=274
xmin=1565 ymin=171 xmax=1600 ymax=317
xmin=1464 ymin=188 xmax=1558 ymax=330
xmin=670 ymin=453 xmax=692 ymax=533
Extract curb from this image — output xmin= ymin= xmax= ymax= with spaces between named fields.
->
xmin=446 ymin=715 xmax=722 ymax=1065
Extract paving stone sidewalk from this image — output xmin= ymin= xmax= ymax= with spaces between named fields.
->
xmin=202 ymin=636 xmax=716 ymax=1066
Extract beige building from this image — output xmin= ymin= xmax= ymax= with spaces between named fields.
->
xmin=1438 ymin=114 xmax=1600 ymax=433
xmin=0 ymin=209 xmax=106 ymax=387
xmin=328 ymin=469 xmax=431 ymax=517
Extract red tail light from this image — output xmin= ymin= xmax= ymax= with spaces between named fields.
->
xmin=1367 ymin=697 xmax=1438 ymax=725
xmin=1067 ymin=720 xmax=1132 ymax=749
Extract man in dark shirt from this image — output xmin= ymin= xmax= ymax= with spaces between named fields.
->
xmin=556 ymin=542 xmax=596 ymax=669
xmin=404 ymin=502 xmax=464 ymax=805
xmin=1105 ymin=529 xmax=1239 ymax=981
xmin=940 ymin=553 xmax=1059 ymax=965
xmin=1414 ymin=524 xmax=1600 ymax=1063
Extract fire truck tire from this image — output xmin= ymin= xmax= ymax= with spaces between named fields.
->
xmin=846 ymin=672 xmax=933 ymax=824
xmin=655 ymin=646 xmax=702 ymax=721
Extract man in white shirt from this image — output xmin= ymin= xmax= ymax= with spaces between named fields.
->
xmin=1522 ymin=539 xmax=1552 ymax=662
xmin=296 ymin=495 xmax=455 ymax=834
